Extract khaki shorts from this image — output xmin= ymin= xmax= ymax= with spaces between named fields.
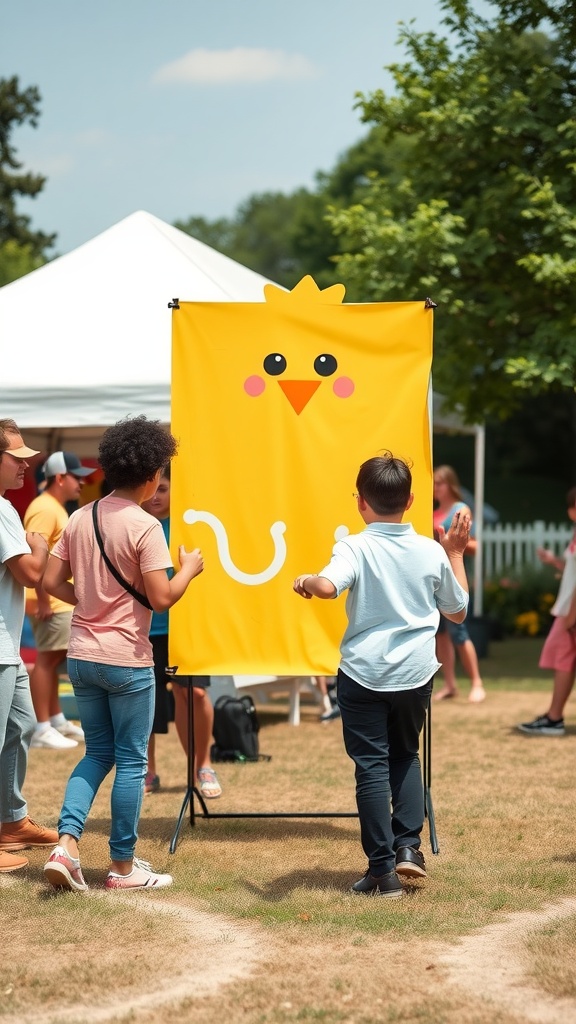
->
xmin=31 ymin=611 xmax=72 ymax=653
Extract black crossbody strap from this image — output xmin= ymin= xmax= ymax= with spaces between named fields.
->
xmin=92 ymin=500 xmax=153 ymax=610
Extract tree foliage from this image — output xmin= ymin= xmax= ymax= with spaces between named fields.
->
xmin=0 ymin=75 xmax=55 ymax=274
xmin=326 ymin=0 xmax=576 ymax=421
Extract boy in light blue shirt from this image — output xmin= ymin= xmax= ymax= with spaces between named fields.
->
xmin=294 ymin=453 xmax=470 ymax=898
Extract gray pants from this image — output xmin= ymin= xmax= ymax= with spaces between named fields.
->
xmin=0 ymin=662 xmax=35 ymax=824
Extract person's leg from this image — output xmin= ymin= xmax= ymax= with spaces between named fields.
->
xmin=173 ymin=675 xmax=221 ymax=798
xmin=193 ymin=686 xmax=213 ymax=769
xmin=146 ymin=733 xmax=157 ymax=776
xmin=106 ymin=665 xmax=154 ymax=871
xmin=145 ymin=635 xmax=168 ymax=793
xmin=455 ymin=640 xmax=486 ymax=702
xmin=314 ymin=676 xmax=332 ymax=713
xmin=56 ymin=659 xmax=116 ymax=854
xmin=548 ymin=670 xmax=576 ymax=720
xmin=447 ymin=617 xmax=486 ymax=702
xmin=434 ymin=628 xmax=458 ymax=699
xmin=388 ymin=679 xmax=432 ymax=851
xmin=172 ymin=680 xmax=188 ymax=754
xmin=337 ymin=668 xmax=396 ymax=877
xmin=0 ymin=662 xmax=35 ymax=825
xmin=30 ymin=648 xmax=65 ymax=722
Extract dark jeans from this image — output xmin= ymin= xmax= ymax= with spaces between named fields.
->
xmin=338 ymin=668 xmax=433 ymax=876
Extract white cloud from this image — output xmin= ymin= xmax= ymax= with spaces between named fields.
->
xmin=31 ymin=154 xmax=74 ymax=178
xmin=152 ymin=47 xmax=320 ymax=85
xmin=75 ymin=129 xmax=112 ymax=148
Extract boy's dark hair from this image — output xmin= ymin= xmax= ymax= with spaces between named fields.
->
xmin=567 ymin=486 xmax=576 ymax=507
xmin=98 ymin=416 xmax=177 ymax=491
xmin=356 ymin=453 xmax=412 ymax=515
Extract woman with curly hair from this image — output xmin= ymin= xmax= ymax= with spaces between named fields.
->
xmin=42 ymin=416 xmax=203 ymax=892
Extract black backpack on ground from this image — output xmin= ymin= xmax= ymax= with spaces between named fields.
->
xmin=211 ymin=694 xmax=270 ymax=763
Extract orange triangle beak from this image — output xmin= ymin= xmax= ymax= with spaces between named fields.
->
xmin=278 ymin=380 xmax=321 ymax=414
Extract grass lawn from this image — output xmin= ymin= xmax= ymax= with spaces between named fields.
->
xmin=2 ymin=637 xmax=575 ymax=1024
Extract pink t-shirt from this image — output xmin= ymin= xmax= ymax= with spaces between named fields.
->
xmin=52 ymin=496 xmax=172 ymax=667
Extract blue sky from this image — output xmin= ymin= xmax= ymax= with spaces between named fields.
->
xmin=3 ymin=0 xmax=493 ymax=256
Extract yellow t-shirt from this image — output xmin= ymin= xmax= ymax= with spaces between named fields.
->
xmin=24 ymin=490 xmax=73 ymax=614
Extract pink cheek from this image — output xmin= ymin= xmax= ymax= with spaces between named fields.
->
xmin=333 ymin=376 xmax=355 ymax=399
xmin=244 ymin=375 xmax=265 ymax=397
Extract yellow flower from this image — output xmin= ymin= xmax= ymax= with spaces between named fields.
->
xmin=514 ymin=611 xmax=540 ymax=636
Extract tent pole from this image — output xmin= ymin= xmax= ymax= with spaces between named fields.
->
xmin=473 ymin=424 xmax=485 ymax=616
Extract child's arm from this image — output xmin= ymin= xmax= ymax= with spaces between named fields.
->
xmin=293 ymin=574 xmax=336 ymax=600
xmin=537 ymin=547 xmax=565 ymax=572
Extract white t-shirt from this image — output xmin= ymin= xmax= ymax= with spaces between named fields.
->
xmin=551 ymin=533 xmax=576 ymax=617
xmin=318 ymin=521 xmax=468 ymax=691
xmin=0 ymin=495 xmax=31 ymax=664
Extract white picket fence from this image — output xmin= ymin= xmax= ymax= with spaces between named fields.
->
xmin=482 ymin=521 xmax=573 ymax=579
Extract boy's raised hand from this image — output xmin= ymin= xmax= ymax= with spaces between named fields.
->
xmin=441 ymin=511 xmax=471 ymax=556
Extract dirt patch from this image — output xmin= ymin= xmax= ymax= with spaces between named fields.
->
xmin=437 ymin=897 xmax=576 ymax=1023
xmin=15 ymin=894 xmax=270 ymax=1024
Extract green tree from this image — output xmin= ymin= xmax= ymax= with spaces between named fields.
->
xmin=0 ymin=76 xmax=55 ymax=267
xmin=327 ymin=0 xmax=576 ymax=422
xmin=176 ymin=188 xmax=342 ymax=289
xmin=0 ymin=239 xmax=45 ymax=287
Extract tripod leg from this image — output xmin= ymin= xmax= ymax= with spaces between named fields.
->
xmin=169 ymin=789 xmax=192 ymax=854
xmin=169 ymin=679 xmax=210 ymax=853
xmin=423 ymin=697 xmax=439 ymax=854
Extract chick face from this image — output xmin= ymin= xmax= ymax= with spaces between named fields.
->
xmin=170 ymin=275 xmax=434 ymax=676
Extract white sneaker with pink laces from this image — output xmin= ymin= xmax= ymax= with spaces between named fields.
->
xmin=105 ymin=857 xmax=172 ymax=891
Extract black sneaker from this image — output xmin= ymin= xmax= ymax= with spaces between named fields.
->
xmin=320 ymin=705 xmax=341 ymax=722
xmin=395 ymin=846 xmax=426 ymax=878
xmin=517 ymin=714 xmax=565 ymax=737
xmin=350 ymin=870 xmax=403 ymax=899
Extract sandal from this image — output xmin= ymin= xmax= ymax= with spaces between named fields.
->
xmin=197 ymin=767 xmax=222 ymax=799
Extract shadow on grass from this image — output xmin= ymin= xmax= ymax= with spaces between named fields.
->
xmin=241 ymin=867 xmax=424 ymax=901
xmin=108 ymin=815 xmax=360 ymax=845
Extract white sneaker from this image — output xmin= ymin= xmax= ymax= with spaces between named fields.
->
xmin=56 ymin=720 xmax=85 ymax=741
xmin=30 ymin=726 xmax=78 ymax=750
xmin=105 ymin=857 xmax=173 ymax=891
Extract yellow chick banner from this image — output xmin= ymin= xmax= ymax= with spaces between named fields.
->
xmin=170 ymin=276 xmax=434 ymax=676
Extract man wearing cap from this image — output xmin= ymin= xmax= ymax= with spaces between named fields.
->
xmin=24 ymin=451 xmax=93 ymax=750
xmin=0 ymin=418 xmax=58 ymax=872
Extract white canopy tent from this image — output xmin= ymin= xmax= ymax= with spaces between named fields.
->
xmin=0 ymin=210 xmax=277 ymax=454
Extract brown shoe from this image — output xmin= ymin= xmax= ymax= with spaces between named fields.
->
xmin=0 ymin=817 xmax=59 ymax=851
xmin=0 ymin=850 xmax=29 ymax=872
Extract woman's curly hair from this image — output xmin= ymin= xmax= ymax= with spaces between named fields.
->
xmin=98 ymin=416 xmax=177 ymax=490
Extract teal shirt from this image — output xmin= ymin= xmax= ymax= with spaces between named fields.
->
xmin=149 ymin=517 xmax=172 ymax=637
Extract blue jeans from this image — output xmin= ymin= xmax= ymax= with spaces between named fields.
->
xmin=0 ymin=662 xmax=35 ymax=824
xmin=338 ymin=669 xmax=432 ymax=876
xmin=62 ymin=660 xmax=154 ymax=861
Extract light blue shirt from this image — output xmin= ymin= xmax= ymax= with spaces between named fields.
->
xmin=318 ymin=521 xmax=468 ymax=691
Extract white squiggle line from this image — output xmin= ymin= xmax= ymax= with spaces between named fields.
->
xmin=182 ymin=509 xmax=287 ymax=585
xmin=334 ymin=525 xmax=349 ymax=541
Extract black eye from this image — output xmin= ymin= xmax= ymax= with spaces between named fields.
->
xmin=314 ymin=353 xmax=337 ymax=377
xmin=263 ymin=353 xmax=287 ymax=376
